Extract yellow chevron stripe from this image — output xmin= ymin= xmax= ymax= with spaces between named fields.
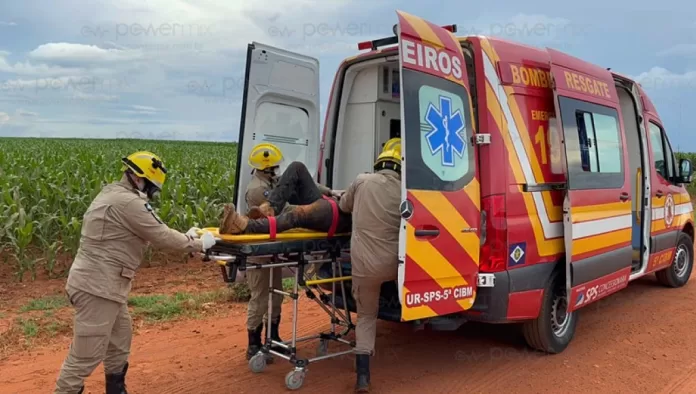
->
xmin=463 ymin=177 xmax=481 ymax=211
xmin=409 ymin=190 xmax=480 ymax=264
xmin=572 ymin=202 xmax=631 ymax=223
xmin=574 ymin=228 xmax=632 ymax=256
xmin=405 ymin=222 xmax=474 ymax=310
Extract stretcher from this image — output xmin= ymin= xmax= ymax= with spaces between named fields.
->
xmin=196 ymin=227 xmax=354 ymax=390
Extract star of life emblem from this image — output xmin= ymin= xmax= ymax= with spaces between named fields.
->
xmin=424 ymin=95 xmax=466 ymax=167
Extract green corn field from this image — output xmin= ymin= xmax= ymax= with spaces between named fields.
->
xmin=0 ymin=138 xmax=238 ymax=282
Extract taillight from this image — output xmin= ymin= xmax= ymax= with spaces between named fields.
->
xmin=480 ymin=194 xmax=507 ymax=272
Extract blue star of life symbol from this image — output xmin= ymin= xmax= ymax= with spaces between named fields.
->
xmin=424 ymin=95 xmax=466 ymax=167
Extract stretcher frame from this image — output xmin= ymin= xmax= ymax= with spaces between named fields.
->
xmin=199 ymin=228 xmax=355 ymax=390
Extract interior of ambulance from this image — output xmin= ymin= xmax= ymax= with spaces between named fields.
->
xmin=326 ymin=47 xmax=478 ymax=190
xmin=231 ymin=38 xmax=477 ymax=323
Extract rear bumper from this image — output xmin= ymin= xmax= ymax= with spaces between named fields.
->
xmin=319 ymin=261 xmax=557 ymax=324
xmin=465 ymin=262 xmax=556 ymax=323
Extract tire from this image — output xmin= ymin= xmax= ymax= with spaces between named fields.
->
xmin=656 ymin=232 xmax=694 ymax=288
xmin=522 ymin=268 xmax=578 ymax=354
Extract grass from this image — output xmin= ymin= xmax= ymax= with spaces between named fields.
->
xmin=19 ymin=295 xmax=68 ymax=312
xmin=0 ymin=137 xmax=239 ymax=282
xmin=127 ymin=289 xmax=231 ymax=322
xmin=17 ymin=317 xmax=39 ymax=338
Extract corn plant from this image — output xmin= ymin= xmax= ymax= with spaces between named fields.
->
xmin=0 ymin=137 xmax=238 ymax=281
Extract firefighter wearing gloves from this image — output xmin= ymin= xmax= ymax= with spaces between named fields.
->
xmin=54 ymin=151 xmax=215 ymax=394
xmin=243 ymin=143 xmax=295 ymax=361
xmin=338 ymin=143 xmax=402 ymax=393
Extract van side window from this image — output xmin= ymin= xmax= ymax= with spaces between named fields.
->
xmin=558 ymin=96 xmax=624 ymax=189
xmin=575 ymin=110 xmax=622 ymax=173
xmin=648 ymin=121 xmax=675 ymax=181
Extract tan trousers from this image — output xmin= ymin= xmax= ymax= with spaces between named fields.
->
xmin=246 ymin=266 xmax=283 ymax=330
xmin=351 ymin=276 xmax=386 ymax=355
xmin=54 ymin=288 xmax=132 ymax=394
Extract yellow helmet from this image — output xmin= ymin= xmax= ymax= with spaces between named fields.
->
xmin=248 ymin=143 xmax=283 ymax=171
xmin=374 ymin=148 xmax=401 ymax=173
xmin=121 ymin=151 xmax=167 ymax=190
xmin=382 ymin=137 xmax=401 ymax=153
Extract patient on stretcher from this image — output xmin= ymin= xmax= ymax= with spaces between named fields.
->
xmin=220 ymin=161 xmax=352 ymax=235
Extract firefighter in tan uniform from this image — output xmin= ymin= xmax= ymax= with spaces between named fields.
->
xmin=244 ymin=143 xmax=291 ymax=360
xmin=338 ymin=139 xmax=402 ymax=393
xmin=54 ymin=151 xmax=216 ymax=394
xmin=243 ymin=143 xmax=334 ymax=360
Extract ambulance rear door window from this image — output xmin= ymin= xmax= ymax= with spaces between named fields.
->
xmin=401 ymin=68 xmax=475 ymax=192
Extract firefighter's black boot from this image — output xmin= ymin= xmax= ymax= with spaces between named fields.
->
xmin=105 ymin=362 xmax=128 ymax=394
xmin=355 ymin=354 xmax=370 ymax=393
xmin=266 ymin=317 xmax=289 ymax=355
xmin=247 ymin=324 xmax=263 ymax=360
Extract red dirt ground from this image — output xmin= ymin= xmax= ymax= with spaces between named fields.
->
xmin=1 ymin=256 xmax=696 ymax=394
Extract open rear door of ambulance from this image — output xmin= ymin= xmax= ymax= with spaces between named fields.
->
xmin=395 ymin=11 xmax=481 ymax=322
xmin=233 ymin=42 xmax=321 ymax=212
xmin=546 ymin=48 xmax=633 ymax=313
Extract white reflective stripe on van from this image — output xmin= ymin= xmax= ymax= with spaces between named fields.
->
xmin=653 ymin=202 xmax=694 ymax=220
xmin=482 ymin=50 xmax=563 ymax=240
xmin=571 ymin=214 xmax=632 ymax=240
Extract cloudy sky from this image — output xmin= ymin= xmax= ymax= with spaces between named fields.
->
xmin=1 ymin=0 xmax=695 ymax=151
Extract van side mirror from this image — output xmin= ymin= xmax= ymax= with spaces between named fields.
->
xmin=677 ymin=158 xmax=693 ymax=185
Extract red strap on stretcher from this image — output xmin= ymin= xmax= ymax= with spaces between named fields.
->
xmin=268 ymin=216 xmax=277 ymax=240
xmin=322 ymin=195 xmax=339 ymax=237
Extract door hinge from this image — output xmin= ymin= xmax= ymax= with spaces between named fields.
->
xmin=474 ymin=133 xmax=491 ymax=145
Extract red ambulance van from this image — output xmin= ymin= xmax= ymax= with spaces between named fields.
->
xmin=232 ymin=10 xmax=695 ymax=353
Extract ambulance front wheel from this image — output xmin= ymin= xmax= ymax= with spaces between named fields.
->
xmin=656 ymin=232 xmax=693 ymax=288
xmin=522 ymin=269 xmax=577 ymax=354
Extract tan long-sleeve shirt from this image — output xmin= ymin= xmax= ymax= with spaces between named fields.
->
xmin=66 ymin=177 xmax=203 ymax=303
xmin=339 ymin=169 xmax=401 ymax=281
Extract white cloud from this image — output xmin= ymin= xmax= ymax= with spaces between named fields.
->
xmin=0 ymin=0 xmax=384 ymax=140
xmin=632 ymin=67 xmax=696 ymax=90
xmin=657 ymin=44 xmax=696 ymax=57
xmin=0 ymin=112 xmax=9 ymax=124
xmin=0 ymin=21 xmax=18 ymax=27
xmin=72 ymin=92 xmax=120 ymax=102
xmin=0 ymin=52 xmax=85 ymax=77
xmin=16 ymin=109 xmax=38 ymax=117
xmin=29 ymin=43 xmax=144 ymax=64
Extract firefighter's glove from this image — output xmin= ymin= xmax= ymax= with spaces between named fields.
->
xmin=186 ymin=227 xmax=202 ymax=239
xmin=200 ymin=231 xmax=216 ymax=251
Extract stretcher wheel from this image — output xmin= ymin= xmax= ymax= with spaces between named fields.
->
xmin=249 ymin=353 xmax=267 ymax=373
xmin=316 ymin=339 xmax=328 ymax=357
xmin=285 ymin=369 xmax=306 ymax=390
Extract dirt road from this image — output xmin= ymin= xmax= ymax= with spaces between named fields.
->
xmin=2 ymin=269 xmax=696 ymax=393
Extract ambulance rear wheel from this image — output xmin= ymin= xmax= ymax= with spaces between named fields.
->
xmin=522 ymin=269 xmax=577 ymax=354
xmin=656 ymin=232 xmax=693 ymax=288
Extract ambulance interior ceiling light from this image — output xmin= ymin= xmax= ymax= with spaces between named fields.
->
xmin=356 ymin=24 xmax=457 ymax=51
